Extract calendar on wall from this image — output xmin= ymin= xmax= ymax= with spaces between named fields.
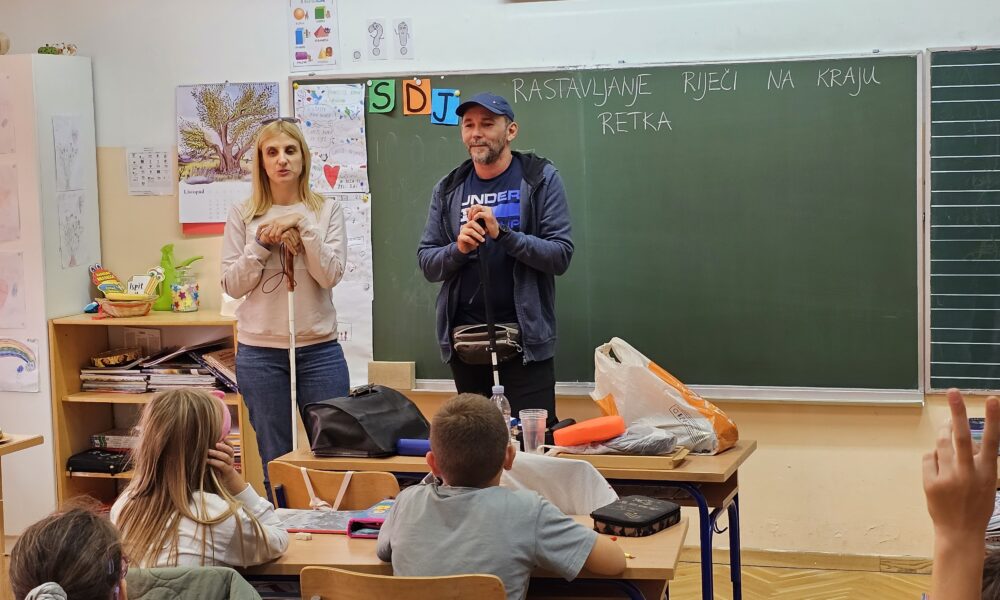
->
xmin=125 ymin=147 xmax=172 ymax=196
xmin=175 ymin=82 xmax=279 ymax=223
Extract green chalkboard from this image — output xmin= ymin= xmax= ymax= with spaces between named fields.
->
xmin=298 ymin=54 xmax=920 ymax=389
xmin=930 ymin=47 xmax=1000 ymax=391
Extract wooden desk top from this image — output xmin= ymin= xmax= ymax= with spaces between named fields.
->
xmin=245 ymin=516 xmax=688 ymax=581
xmin=0 ymin=434 xmax=43 ymax=458
xmin=277 ymin=439 xmax=756 ymax=484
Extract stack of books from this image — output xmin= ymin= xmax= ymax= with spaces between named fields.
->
xmin=227 ymin=424 xmax=242 ymax=473
xmin=191 ymin=348 xmax=238 ymax=392
xmin=80 ymin=359 xmax=147 ymax=393
xmin=144 ymin=363 xmax=219 ymax=392
xmin=90 ymin=427 xmax=139 ymax=452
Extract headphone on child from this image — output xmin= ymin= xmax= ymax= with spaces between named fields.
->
xmin=210 ymin=390 xmax=232 ymax=442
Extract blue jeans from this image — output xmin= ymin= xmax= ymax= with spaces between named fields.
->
xmin=236 ymin=340 xmax=350 ymax=492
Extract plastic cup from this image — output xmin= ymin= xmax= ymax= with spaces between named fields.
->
xmin=519 ymin=409 xmax=548 ymax=454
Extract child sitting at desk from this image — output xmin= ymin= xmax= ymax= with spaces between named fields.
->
xmin=111 ymin=389 xmax=288 ymax=568
xmin=376 ymin=393 xmax=625 ymax=600
xmin=9 ymin=501 xmax=127 ymax=600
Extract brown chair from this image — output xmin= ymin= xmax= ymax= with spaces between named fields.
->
xmin=300 ymin=566 xmax=506 ymax=600
xmin=267 ymin=460 xmax=399 ymax=510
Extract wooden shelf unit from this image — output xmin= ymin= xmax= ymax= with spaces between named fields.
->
xmin=64 ymin=391 xmax=242 ymax=406
xmin=49 ymin=311 xmax=263 ymax=504
xmin=65 ymin=470 xmax=134 ymax=480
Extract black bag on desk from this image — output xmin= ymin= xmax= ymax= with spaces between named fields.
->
xmin=302 ymin=385 xmax=430 ymax=458
xmin=66 ymin=449 xmax=132 ymax=474
xmin=590 ymin=495 xmax=681 ymax=537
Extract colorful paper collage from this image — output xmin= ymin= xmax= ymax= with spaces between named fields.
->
xmin=294 ymin=83 xmax=369 ymax=194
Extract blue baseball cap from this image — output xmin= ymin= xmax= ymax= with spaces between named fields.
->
xmin=456 ymin=92 xmax=515 ymax=121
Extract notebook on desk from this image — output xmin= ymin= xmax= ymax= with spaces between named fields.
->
xmin=275 ymin=500 xmax=394 ymax=535
xmin=275 ymin=508 xmax=361 ymax=534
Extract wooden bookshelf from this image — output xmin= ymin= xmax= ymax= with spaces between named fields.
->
xmin=64 ymin=392 xmax=241 ymax=406
xmin=65 ymin=470 xmax=134 ymax=480
xmin=49 ymin=311 xmax=263 ymax=504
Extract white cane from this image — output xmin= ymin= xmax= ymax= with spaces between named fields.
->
xmin=283 ymin=245 xmax=299 ymax=452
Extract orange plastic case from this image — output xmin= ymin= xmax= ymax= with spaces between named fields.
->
xmin=552 ymin=415 xmax=626 ymax=447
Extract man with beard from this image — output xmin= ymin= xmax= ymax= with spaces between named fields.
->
xmin=417 ymin=93 xmax=574 ymax=425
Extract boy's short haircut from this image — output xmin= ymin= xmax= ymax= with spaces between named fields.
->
xmin=430 ymin=393 xmax=509 ymax=487
xmin=984 ymin=546 xmax=1000 ymax=599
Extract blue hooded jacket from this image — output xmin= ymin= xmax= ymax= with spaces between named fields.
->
xmin=417 ymin=152 xmax=574 ymax=364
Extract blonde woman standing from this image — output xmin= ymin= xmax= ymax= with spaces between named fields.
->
xmin=111 ymin=389 xmax=287 ymax=567
xmin=220 ymin=118 xmax=349 ymax=495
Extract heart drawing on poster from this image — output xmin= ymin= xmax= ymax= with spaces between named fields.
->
xmin=323 ymin=164 xmax=340 ymax=189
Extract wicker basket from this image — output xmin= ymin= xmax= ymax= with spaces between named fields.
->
xmin=96 ymin=297 xmax=154 ymax=318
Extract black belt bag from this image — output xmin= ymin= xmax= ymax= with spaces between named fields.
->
xmin=452 ymin=323 xmax=522 ymax=365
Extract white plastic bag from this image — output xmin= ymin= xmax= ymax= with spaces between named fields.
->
xmin=591 ymin=337 xmax=739 ymax=454
xmin=543 ymin=422 xmax=677 ymax=456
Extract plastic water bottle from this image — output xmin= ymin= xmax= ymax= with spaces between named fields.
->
xmin=490 ymin=385 xmax=512 ymax=441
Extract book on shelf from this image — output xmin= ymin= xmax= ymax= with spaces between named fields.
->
xmin=81 ymin=381 xmax=148 ymax=393
xmin=80 ymin=357 xmax=148 ymax=393
xmin=80 ymin=373 xmax=147 ymax=383
xmin=90 ymin=427 xmax=138 ymax=452
xmin=142 ymin=337 xmax=233 ymax=368
xmin=189 ymin=348 xmax=238 ymax=392
xmin=80 ymin=356 xmax=146 ymax=374
xmin=142 ymin=358 xmax=220 ymax=391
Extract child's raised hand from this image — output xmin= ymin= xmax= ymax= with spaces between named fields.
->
xmin=208 ymin=441 xmax=246 ymax=496
xmin=923 ymin=389 xmax=1000 ymax=540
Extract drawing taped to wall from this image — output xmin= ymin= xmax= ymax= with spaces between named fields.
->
xmin=0 ymin=337 xmax=39 ymax=392
xmin=56 ymin=190 xmax=86 ymax=268
xmin=0 ymin=164 xmax=19 ymax=242
xmin=293 ymin=83 xmax=369 ymax=194
xmin=0 ymin=252 xmax=26 ymax=329
xmin=366 ymin=19 xmax=387 ymax=61
xmin=393 ymin=18 xmax=414 ymax=60
xmin=52 ymin=115 xmax=84 ymax=192
xmin=0 ymin=74 xmax=14 ymax=154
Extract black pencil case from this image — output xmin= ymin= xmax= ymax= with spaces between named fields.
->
xmin=66 ymin=448 xmax=132 ymax=474
xmin=590 ymin=495 xmax=681 ymax=537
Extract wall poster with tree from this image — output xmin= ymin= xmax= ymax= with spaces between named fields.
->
xmin=175 ymin=81 xmax=279 ymax=223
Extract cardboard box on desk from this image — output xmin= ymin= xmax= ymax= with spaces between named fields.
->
xmin=368 ymin=361 xmax=415 ymax=390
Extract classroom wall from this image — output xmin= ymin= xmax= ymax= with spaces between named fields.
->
xmin=0 ymin=0 xmax=997 ymax=554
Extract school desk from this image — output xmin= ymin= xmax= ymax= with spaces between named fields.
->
xmin=244 ymin=515 xmax=688 ymax=600
xmin=0 ymin=435 xmax=43 ymax=547
xmin=275 ymin=439 xmax=756 ymax=600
